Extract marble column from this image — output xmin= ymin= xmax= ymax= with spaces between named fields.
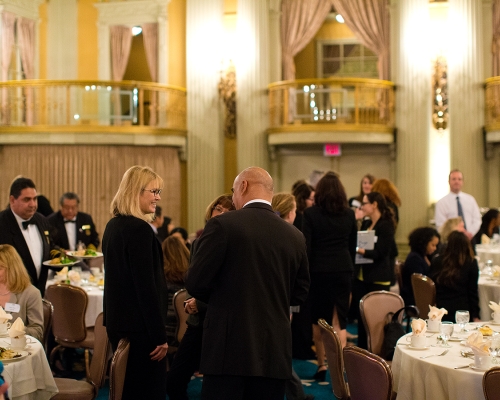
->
xmin=391 ymin=0 xmax=432 ymax=242
xmin=448 ymin=0 xmax=487 ymax=206
xmin=186 ymin=0 xmax=224 ymax=232
xmin=235 ymin=0 xmax=271 ymax=171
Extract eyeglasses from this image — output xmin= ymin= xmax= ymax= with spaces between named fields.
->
xmin=214 ymin=205 xmax=227 ymax=213
xmin=142 ymin=188 xmax=162 ymax=196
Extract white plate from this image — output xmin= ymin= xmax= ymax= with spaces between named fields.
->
xmin=42 ymin=260 xmax=78 ymax=267
xmin=407 ymin=345 xmax=430 ymax=350
xmin=469 ymin=363 xmax=491 ymax=372
xmin=487 ymin=321 xmax=500 ymax=326
xmin=460 ymin=341 xmax=469 ymax=346
xmin=0 ymin=350 xmax=29 ymax=363
xmin=448 ymin=336 xmax=466 ymax=342
xmin=66 ymin=251 xmax=103 ymax=259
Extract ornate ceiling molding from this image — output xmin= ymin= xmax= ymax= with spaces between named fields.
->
xmin=95 ymin=0 xmax=170 ymax=26
xmin=0 ymin=0 xmax=44 ymax=20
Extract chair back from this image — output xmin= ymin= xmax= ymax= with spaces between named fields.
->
xmin=45 ymin=283 xmax=88 ymax=342
xmin=318 ymin=319 xmax=349 ymax=400
xmin=411 ymin=273 xmax=436 ymax=319
xmin=173 ymin=289 xmax=188 ymax=343
xmin=343 ymin=346 xmax=393 ymax=400
xmin=109 ymin=338 xmax=131 ymax=400
xmin=41 ymin=299 xmax=53 ymax=352
xmin=88 ymin=313 xmax=111 ymax=390
xmin=360 ymin=290 xmax=404 ymax=356
xmin=483 ymin=366 xmax=500 ymax=400
xmin=394 ymin=260 xmax=404 ymax=294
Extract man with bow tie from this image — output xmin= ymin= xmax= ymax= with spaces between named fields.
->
xmin=0 ymin=177 xmax=53 ymax=295
xmin=48 ymin=192 xmax=99 ymax=253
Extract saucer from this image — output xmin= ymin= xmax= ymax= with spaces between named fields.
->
xmin=488 ymin=321 xmax=500 ymax=326
xmin=408 ymin=345 xmax=430 ymax=350
xmin=0 ymin=332 xmax=9 ymax=338
xmin=469 ymin=363 xmax=491 ymax=372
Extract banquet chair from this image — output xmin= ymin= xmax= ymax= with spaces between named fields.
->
xmin=42 ymin=299 xmax=53 ymax=354
xmin=109 ymin=338 xmax=131 ymax=400
xmin=343 ymin=346 xmax=395 ymax=400
xmin=52 ymin=312 xmax=111 ymax=400
xmin=318 ymin=319 xmax=350 ymax=400
xmin=411 ymin=273 xmax=436 ymax=319
xmin=483 ymin=366 xmax=500 ymax=400
xmin=45 ymin=283 xmax=95 ymax=379
xmin=359 ymin=291 xmax=404 ymax=357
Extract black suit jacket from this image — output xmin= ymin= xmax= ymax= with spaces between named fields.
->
xmin=48 ymin=211 xmax=100 ymax=250
xmin=0 ymin=209 xmax=52 ymax=295
xmin=186 ymin=202 xmax=310 ymax=379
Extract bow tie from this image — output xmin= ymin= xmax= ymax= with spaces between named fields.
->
xmin=64 ymin=220 xmax=76 ymax=224
xmin=22 ymin=219 xmax=35 ymax=230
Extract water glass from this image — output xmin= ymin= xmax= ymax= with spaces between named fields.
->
xmin=440 ymin=321 xmax=454 ymax=347
xmin=455 ymin=310 xmax=470 ymax=332
xmin=80 ymin=271 xmax=91 ymax=285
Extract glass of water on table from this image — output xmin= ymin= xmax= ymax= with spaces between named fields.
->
xmin=455 ymin=310 xmax=470 ymax=333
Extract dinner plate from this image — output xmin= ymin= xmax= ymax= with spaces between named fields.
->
xmin=407 ymin=345 xmax=430 ymax=350
xmin=42 ymin=260 xmax=78 ymax=267
xmin=448 ymin=336 xmax=466 ymax=342
xmin=0 ymin=350 xmax=29 ymax=364
xmin=66 ymin=251 xmax=103 ymax=259
xmin=469 ymin=363 xmax=491 ymax=372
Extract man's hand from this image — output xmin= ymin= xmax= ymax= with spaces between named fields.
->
xmin=150 ymin=342 xmax=168 ymax=361
xmin=184 ymin=298 xmax=198 ymax=314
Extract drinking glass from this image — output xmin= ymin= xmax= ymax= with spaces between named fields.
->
xmin=80 ymin=271 xmax=91 ymax=285
xmin=455 ymin=310 xmax=470 ymax=332
xmin=490 ymin=336 xmax=500 ymax=364
xmin=440 ymin=322 xmax=454 ymax=347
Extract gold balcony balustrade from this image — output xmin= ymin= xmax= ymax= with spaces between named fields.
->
xmin=268 ymin=77 xmax=395 ymax=135
xmin=0 ymin=80 xmax=186 ymax=135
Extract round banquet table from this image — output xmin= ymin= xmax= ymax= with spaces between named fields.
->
xmin=476 ymin=244 xmax=500 ymax=266
xmin=0 ymin=336 xmax=58 ymax=400
xmin=46 ymin=280 xmax=104 ymax=327
xmin=478 ymin=276 xmax=500 ymax=322
xmin=392 ymin=327 xmax=499 ymax=400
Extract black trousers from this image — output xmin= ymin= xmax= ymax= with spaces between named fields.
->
xmin=201 ymin=375 xmax=286 ymax=400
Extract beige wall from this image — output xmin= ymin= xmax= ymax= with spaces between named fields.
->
xmin=78 ymin=0 xmax=99 ymax=80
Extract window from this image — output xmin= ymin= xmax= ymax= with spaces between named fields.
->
xmin=317 ymin=40 xmax=378 ymax=78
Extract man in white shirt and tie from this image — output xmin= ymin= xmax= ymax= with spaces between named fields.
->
xmin=0 ymin=178 xmax=53 ymax=295
xmin=434 ymin=169 xmax=481 ymax=240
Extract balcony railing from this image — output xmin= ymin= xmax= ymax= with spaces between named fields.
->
xmin=0 ymin=80 xmax=186 ymax=134
xmin=268 ymin=77 xmax=395 ymax=133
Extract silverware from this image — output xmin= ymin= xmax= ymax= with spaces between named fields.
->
xmin=454 ymin=365 xmax=470 ymax=369
xmin=420 ymin=349 xmax=449 ymax=359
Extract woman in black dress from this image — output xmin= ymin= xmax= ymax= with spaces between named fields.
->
xmin=473 ymin=209 xmax=500 ymax=246
xmin=103 ymin=166 xmax=169 ymax=400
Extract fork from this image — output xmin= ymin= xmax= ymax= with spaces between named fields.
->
xmin=420 ymin=349 xmax=449 ymax=359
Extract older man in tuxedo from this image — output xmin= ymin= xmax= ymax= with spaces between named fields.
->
xmin=0 ymin=178 xmax=53 ymax=295
xmin=186 ymin=167 xmax=310 ymax=400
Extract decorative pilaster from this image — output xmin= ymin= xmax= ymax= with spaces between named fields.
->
xmin=186 ymin=0 xmax=224 ymax=232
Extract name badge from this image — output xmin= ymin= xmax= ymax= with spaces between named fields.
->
xmin=5 ymin=303 xmax=20 ymax=313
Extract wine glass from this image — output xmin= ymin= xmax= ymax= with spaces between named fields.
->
xmin=455 ymin=310 xmax=470 ymax=333
xmin=440 ymin=322 xmax=454 ymax=347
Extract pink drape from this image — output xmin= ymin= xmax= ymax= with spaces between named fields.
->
xmin=142 ymin=23 xmax=158 ymax=126
xmin=110 ymin=25 xmax=132 ymax=125
xmin=281 ymin=0 xmax=333 ymax=81
xmin=493 ymin=0 xmax=500 ymax=76
xmin=331 ymin=0 xmax=390 ymax=80
xmin=1 ymin=11 xmax=16 ymax=125
xmin=18 ymin=17 xmax=36 ymax=125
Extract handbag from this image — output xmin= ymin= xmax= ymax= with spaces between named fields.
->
xmin=381 ymin=305 xmax=419 ymax=361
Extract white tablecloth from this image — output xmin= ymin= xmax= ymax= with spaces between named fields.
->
xmin=478 ymin=276 xmax=500 ymax=322
xmin=476 ymin=245 xmax=500 ymax=266
xmin=1 ymin=336 xmax=58 ymax=400
xmin=393 ymin=330 xmax=490 ymax=400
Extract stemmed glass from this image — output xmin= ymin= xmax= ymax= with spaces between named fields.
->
xmin=455 ymin=310 xmax=470 ymax=333
xmin=440 ymin=322 xmax=454 ymax=347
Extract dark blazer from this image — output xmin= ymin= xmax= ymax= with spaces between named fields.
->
xmin=401 ymin=251 xmax=430 ymax=306
xmin=186 ymin=202 xmax=310 ymax=379
xmin=0 ymin=209 xmax=52 ymax=295
xmin=355 ymin=218 xmax=395 ymax=283
xmin=48 ymin=211 xmax=100 ymax=250
xmin=429 ymin=256 xmax=480 ymax=321
xmin=303 ymin=206 xmax=357 ymax=274
xmin=102 ymin=215 xmax=168 ymax=347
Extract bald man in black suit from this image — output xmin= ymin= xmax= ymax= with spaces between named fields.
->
xmin=186 ymin=167 xmax=310 ymax=400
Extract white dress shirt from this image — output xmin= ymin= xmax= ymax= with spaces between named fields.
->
xmin=12 ymin=211 xmax=43 ymax=277
xmin=64 ymin=219 xmax=77 ymax=251
xmin=434 ymin=191 xmax=481 ymax=235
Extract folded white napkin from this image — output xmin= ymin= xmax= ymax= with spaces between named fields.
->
xmin=489 ymin=301 xmax=500 ymax=312
xmin=0 ymin=307 xmax=12 ymax=324
xmin=428 ymin=305 xmax=448 ymax=321
xmin=493 ymin=266 xmax=500 ymax=277
xmin=8 ymin=317 xmax=25 ymax=338
xmin=467 ymin=332 xmax=491 ymax=355
xmin=411 ymin=318 xmax=427 ymax=336
xmin=68 ymin=270 xmax=81 ymax=284
xmin=56 ymin=266 xmax=68 ymax=280
xmin=481 ymin=234 xmax=491 ymax=244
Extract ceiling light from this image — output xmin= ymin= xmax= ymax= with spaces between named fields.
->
xmin=335 ymin=14 xmax=344 ymax=23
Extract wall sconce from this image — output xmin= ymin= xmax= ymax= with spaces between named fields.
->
xmin=218 ymin=62 xmax=237 ymax=138
xmin=432 ymin=56 xmax=448 ymax=130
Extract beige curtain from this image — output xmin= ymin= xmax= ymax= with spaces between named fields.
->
xmin=110 ymin=26 xmax=133 ymax=125
xmin=17 ymin=17 xmax=36 ymax=126
xmin=0 ymin=145 xmax=182 ymax=245
xmin=281 ymin=0 xmax=333 ymax=81
xmin=142 ymin=23 xmax=158 ymax=126
xmin=331 ymin=0 xmax=390 ymax=80
xmin=493 ymin=0 xmax=500 ymax=76
xmin=1 ymin=12 xmax=16 ymax=125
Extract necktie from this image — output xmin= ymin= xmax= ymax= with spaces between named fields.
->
xmin=456 ymin=196 xmax=467 ymax=230
xmin=22 ymin=219 xmax=35 ymax=230
xmin=64 ymin=220 xmax=76 ymax=224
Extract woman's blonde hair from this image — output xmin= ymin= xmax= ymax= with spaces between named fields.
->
xmin=110 ymin=166 xmax=163 ymax=222
xmin=439 ymin=217 xmax=463 ymax=243
xmin=162 ymin=236 xmax=190 ymax=284
xmin=0 ymin=245 xmax=32 ymax=293
xmin=272 ymin=193 xmax=296 ymax=220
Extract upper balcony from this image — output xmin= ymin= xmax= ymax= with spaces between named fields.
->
xmin=0 ymin=80 xmax=187 ymax=157
xmin=267 ymin=77 xmax=396 ymax=150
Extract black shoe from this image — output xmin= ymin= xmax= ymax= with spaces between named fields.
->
xmin=313 ymin=365 xmax=327 ymax=381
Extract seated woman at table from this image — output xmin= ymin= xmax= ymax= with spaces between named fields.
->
xmin=429 ymin=231 xmax=480 ymax=322
xmin=401 ymin=227 xmax=440 ymax=306
xmin=0 ymin=245 xmax=43 ymax=341
xmin=162 ymin=235 xmax=190 ymax=347
xmin=473 ymin=209 xmax=500 ymax=246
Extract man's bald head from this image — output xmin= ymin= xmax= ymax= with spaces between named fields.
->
xmin=232 ymin=167 xmax=274 ymax=209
